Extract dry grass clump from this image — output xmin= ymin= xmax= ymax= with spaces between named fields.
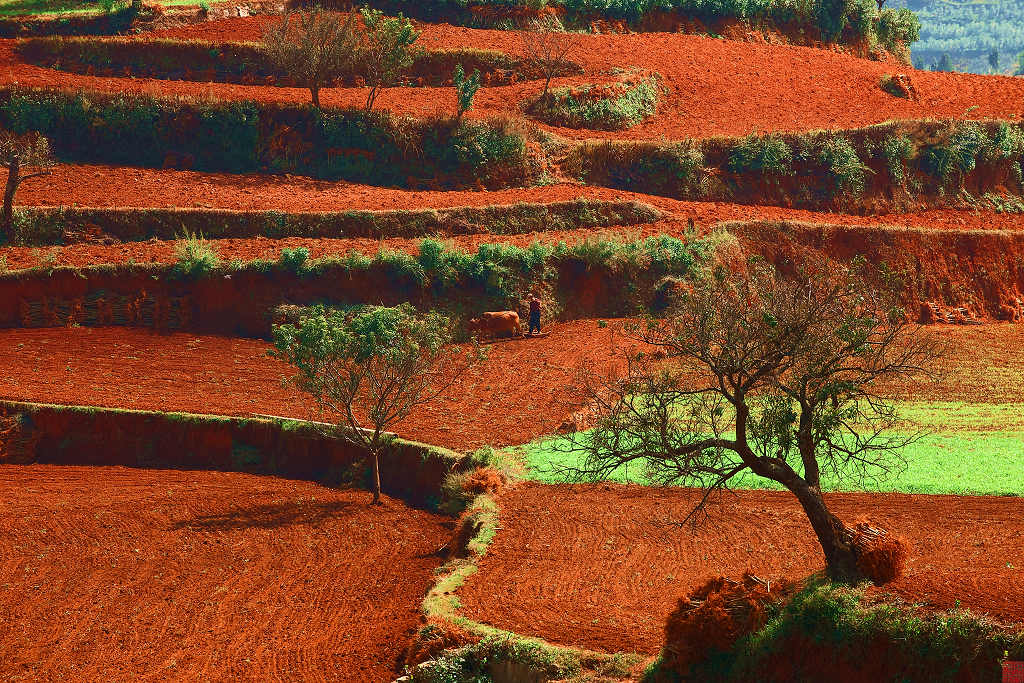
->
xmin=660 ymin=572 xmax=793 ymax=676
xmin=846 ymin=521 xmax=907 ymax=585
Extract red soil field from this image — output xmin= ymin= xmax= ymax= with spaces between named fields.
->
xmin=5 ymin=18 xmax=1024 ymax=139
xmin=0 ymin=464 xmax=448 ymax=681
xmin=0 ymin=322 xmax=634 ymax=451
xmin=0 ymin=324 xmax=1019 ymax=453
xmin=457 ymin=482 xmax=1024 ymax=653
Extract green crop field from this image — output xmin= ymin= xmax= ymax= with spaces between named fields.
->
xmin=522 ymin=401 xmax=1024 ymax=496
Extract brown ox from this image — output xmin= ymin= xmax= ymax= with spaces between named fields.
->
xmin=468 ymin=311 xmax=522 ymax=339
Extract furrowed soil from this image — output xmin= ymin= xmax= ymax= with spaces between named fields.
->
xmin=0 ymin=324 xmax=1020 ymax=451
xmin=457 ymin=482 xmax=1024 ymax=653
xmin=0 ymin=464 xmax=448 ymax=681
xmin=5 ymin=19 xmax=1024 ymax=138
xmin=0 ymin=323 xmax=634 ymax=451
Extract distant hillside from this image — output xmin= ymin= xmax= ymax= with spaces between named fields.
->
xmin=893 ymin=0 xmax=1024 ymax=74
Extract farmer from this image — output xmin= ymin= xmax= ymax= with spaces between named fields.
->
xmin=527 ymin=292 xmax=542 ymax=336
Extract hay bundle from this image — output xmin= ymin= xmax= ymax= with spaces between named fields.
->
xmin=661 ymin=573 xmax=792 ymax=676
xmin=845 ymin=522 xmax=906 ymax=585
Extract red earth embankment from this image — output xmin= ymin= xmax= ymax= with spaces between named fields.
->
xmin=0 ymin=464 xmax=448 ymax=681
xmin=735 ymin=221 xmax=1024 ymax=321
xmin=8 ymin=165 xmax=1024 ymax=235
xmin=457 ymin=482 xmax=1024 ymax=654
xmin=0 ymin=324 xmax=633 ymax=451
xmin=0 ymin=400 xmax=462 ymax=506
xmin=5 ymin=19 xmax=1024 ymax=140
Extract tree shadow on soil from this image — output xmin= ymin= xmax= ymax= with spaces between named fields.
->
xmin=172 ymin=500 xmax=358 ymax=531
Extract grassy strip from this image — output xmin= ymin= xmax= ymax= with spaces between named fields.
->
xmin=415 ymin=476 xmax=640 ymax=681
xmin=11 ymin=199 xmax=663 ymax=245
xmin=568 ymin=118 xmax=1024 ymax=209
xmin=523 ymin=401 xmax=1024 ymax=496
xmin=530 ymin=75 xmax=660 ymax=131
xmin=645 ymin=578 xmax=1024 ymax=681
xmin=0 ymin=86 xmax=534 ymax=188
xmin=16 ymin=37 xmax=582 ymax=86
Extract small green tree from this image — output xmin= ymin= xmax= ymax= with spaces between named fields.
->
xmin=988 ymin=48 xmax=1000 ymax=73
xmin=263 ymin=6 xmax=361 ymax=109
xmin=1 ymin=130 xmax=53 ymax=243
xmin=271 ymin=304 xmax=480 ymax=505
xmin=360 ymin=8 xmax=421 ymax=112
xmin=1015 ymin=51 xmax=1024 ymax=76
xmin=453 ymin=63 xmax=481 ymax=120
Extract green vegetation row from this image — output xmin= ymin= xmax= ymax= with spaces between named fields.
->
xmin=16 ymin=36 xmax=582 ymax=87
xmin=570 ymin=118 xmax=1024 ymax=208
xmin=529 ymin=75 xmax=660 ymax=131
xmin=10 ymin=199 xmax=662 ymax=246
xmin=645 ymin=578 xmax=1024 ymax=681
xmin=0 ymin=233 xmax=719 ymax=335
xmin=336 ymin=0 xmax=918 ymax=54
xmin=0 ymin=87 xmax=534 ymax=188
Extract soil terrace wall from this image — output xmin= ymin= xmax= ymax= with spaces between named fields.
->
xmin=0 ymin=400 xmax=466 ymax=507
xmin=732 ymin=220 xmax=1024 ymax=322
xmin=15 ymin=199 xmax=661 ymax=245
xmin=16 ymin=37 xmax=583 ymax=88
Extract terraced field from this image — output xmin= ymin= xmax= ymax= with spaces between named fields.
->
xmin=1 ymin=3 xmax=1022 ymax=680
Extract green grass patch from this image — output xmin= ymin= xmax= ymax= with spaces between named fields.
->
xmin=529 ymin=75 xmax=659 ymax=131
xmin=523 ymin=401 xmax=1024 ymax=496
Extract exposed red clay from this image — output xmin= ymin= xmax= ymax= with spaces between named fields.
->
xmin=5 ymin=19 xmax=1024 ymax=140
xmin=0 ymin=324 xmax=1020 ymax=452
xmin=457 ymin=482 xmax=1024 ymax=653
xmin=0 ymin=323 xmax=635 ymax=451
xmin=0 ymin=464 xmax=448 ymax=681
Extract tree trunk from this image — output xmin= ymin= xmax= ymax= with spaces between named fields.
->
xmin=365 ymin=86 xmax=378 ymax=112
xmin=2 ymin=158 xmax=19 ymax=243
xmin=311 ymin=84 xmax=320 ymax=109
xmin=787 ymin=478 xmax=862 ymax=582
xmin=371 ymin=451 xmax=382 ymax=505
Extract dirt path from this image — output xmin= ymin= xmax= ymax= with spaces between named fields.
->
xmin=0 ymin=323 xmax=633 ymax=451
xmin=6 ymin=19 xmax=1024 ymax=139
xmin=0 ymin=464 xmax=448 ymax=681
xmin=457 ymin=482 xmax=1024 ymax=654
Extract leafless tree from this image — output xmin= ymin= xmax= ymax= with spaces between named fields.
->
xmin=263 ymin=7 xmax=361 ymax=109
xmin=555 ymin=261 xmax=943 ymax=582
xmin=1 ymin=130 xmax=53 ymax=243
xmin=521 ymin=15 xmax=577 ymax=102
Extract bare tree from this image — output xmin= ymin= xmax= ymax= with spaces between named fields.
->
xmin=521 ymin=15 xmax=577 ymax=102
xmin=272 ymin=304 xmax=480 ymax=505
xmin=1 ymin=130 xmax=54 ymax=243
xmin=555 ymin=261 xmax=942 ymax=582
xmin=263 ymin=6 xmax=361 ymax=109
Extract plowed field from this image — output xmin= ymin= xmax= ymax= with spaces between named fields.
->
xmin=6 ymin=19 xmax=1024 ymax=138
xmin=0 ymin=464 xmax=448 ymax=681
xmin=457 ymin=482 xmax=1024 ymax=653
xmin=0 ymin=324 xmax=1020 ymax=451
xmin=0 ymin=323 xmax=634 ymax=450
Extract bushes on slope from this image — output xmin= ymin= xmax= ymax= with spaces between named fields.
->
xmin=645 ymin=579 xmax=1024 ymax=682
xmin=0 ymin=87 xmax=534 ymax=188
xmin=528 ymin=75 xmax=660 ymax=130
